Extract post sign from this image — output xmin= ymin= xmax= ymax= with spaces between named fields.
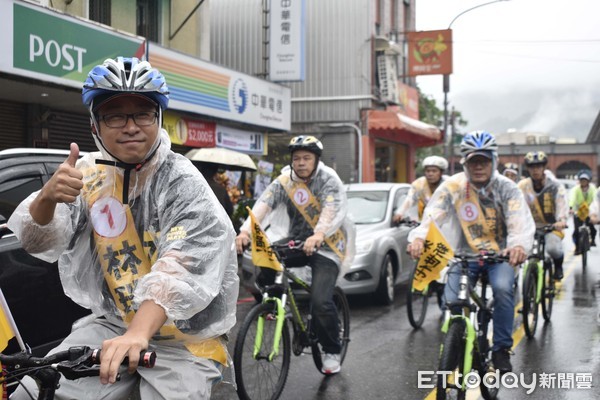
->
xmin=0 ymin=0 xmax=145 ymax=88
xmin=407 ymin=29 xmax=452 ymax=76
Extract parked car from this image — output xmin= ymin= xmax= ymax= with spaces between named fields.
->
xmin=0 ymin=148 xmax=90 ymax=356
xmin=239 ymin=182 xmax=416 ymax=305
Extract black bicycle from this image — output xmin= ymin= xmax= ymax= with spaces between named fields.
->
xmin=397 ymin=219 xmax=444 ymax=329
xmin=233 ymin=240 xmax=350 ymax=400
xmin=0 ymin=346 xmax=155 ymax=400
xmin=436 ymin=251 xmax=510 ymax=400
xmin=577 ymin=223 xmax=591 ymax=269
xmin=521 ymin=225 xmax=556 ymax=338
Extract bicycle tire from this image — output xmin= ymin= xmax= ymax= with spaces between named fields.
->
xmin=436 ymin=319 xmax=467 ymax=400
xmin=479 ymin=372 xmax=499 ymax=400
xmin=407 ymin=266 xmax=429 ymax=329
xmin=522 ymin=263 xmax=538 ymax=338
xmin=311 ymin=286 xmax=351 ymax=375
xmin=580 ymin=227 xmax=589 ymax=269
xmin=234 ymin=302 xmax=291 ymax=400
xmin=541 ymin=260 xmax=554 ymax=321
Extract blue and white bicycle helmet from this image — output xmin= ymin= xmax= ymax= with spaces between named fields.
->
xmin=82 ymin=57 xmax=169 ymax=112
xmin=460 ymin=130 xmax=498 ymax=161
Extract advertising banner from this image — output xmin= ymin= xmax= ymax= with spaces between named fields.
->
xmin=407 ymin=29 xmax=452 ymax=76
xmin=163 ymin=112 xmax=216 ymax=147
xmin=149 ymin=44 xmax=291 ymax=131
xmin=216 ymin=125 xmax=265 ymax=155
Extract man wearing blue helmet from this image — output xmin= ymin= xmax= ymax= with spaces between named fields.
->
xmin=408 ymin=130 xmax=535 ymax=375
xmin=8 ymin=57 xmax=238 ymax=399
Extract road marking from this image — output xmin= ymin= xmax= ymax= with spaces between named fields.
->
xmin=424 ymin=254 xmax=578 ymax=399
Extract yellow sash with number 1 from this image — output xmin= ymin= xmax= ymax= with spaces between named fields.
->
xmin=82 ymin=165 xmax=227 ymax=365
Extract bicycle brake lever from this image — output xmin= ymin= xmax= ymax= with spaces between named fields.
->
xmin=57 ymin=359 xmax=100 ymax=380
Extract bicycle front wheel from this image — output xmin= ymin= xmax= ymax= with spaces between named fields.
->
xmin=522 ymin=263 xmax=539 ymax=338
xmin=580 ymin=227 xmax=589 ymax=268
xmin=436 ymin=319 xmax=467 ymax=400
xmin=234 ymin=302 xmax=291 ymax=400
xmin=311 ymin=286 xmax=351 ymax=374
xmin=541 ymin=260 xmax=555 ymax=321
xmin=407 ymin=266 xmax=429 ymax=329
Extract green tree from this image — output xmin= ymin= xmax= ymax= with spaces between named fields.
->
xmin=416 ymin=88 xmax=468 ymax=174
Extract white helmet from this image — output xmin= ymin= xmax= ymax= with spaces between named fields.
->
xmin=422 ymin=156 xmax=448 ymax=171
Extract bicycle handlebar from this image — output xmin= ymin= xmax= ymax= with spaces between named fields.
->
xmin=269 ymin=240 xmax=305 ymax=251
xmin=452 ymin=251 xmax=510 ymax=264
xmin=0 ymin=346 xmax=155 ymax=381
xmin=395 ymin=218 xmax=420 ymax=228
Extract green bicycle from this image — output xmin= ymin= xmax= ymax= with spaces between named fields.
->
xmin=521 ymin=225 xmax=556 ymax=338
xmin=436 ymin=251 xmax=509 ymax=400
xmin=233 ymin=240 xmax=351 ymax=400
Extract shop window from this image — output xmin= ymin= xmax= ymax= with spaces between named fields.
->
xmin=89 ymin=0 xmax=111 ymax=25
xmin=137 ymin=0 xmax=159 ymax=42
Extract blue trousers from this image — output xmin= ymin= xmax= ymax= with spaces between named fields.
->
xmin=444 ymin=261 xmax=515 ymax=351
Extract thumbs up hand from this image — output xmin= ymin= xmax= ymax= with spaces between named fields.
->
xmin=45 ymin=143 xmax=84 ymax=204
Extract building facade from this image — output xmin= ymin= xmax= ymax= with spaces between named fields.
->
xmin=0 ymin=0 xmax=290 ymax=161
xmin=210 ymin=0 xmax=442 ymax=183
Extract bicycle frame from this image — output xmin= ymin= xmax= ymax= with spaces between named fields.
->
xmin=441 ymin=256 xmax=498 ymax=391
xmin=523 ymin=231 xmax=547 ymax=303
xmin=254 ymin=266 xmax=312 ymax=362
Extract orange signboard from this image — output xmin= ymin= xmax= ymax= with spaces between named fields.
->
xmin=407 ymin=29 xmax=452 ymax=76
xmin=397 ymin=82 xmax=420 ymax=120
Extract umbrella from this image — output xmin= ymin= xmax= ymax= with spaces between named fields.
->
xmin=185 ymin=147 xmax=257 ymax=171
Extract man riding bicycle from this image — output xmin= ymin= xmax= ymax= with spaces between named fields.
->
xmin=407 ymin=130 xmax=534 ymax=374
xmin=392 ymin=155 xmax=448 ymax=308
xmin=393 ymin=155 xmax=448 ymax=224
xmin=8 ymin=57 xmax=239 ymax=399
xmin=518 ymin=151 xmax=568 ymax=280
xmin=570 ymin=169 xmax=597 ymax=253
xmin=235 ymin=135 xmax=355 ymax=375
xmin=502 ymin=162 xmax=520 ymax=183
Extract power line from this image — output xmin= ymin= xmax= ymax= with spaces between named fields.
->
xmin=465 ymin=49 xmax=600 ymax=63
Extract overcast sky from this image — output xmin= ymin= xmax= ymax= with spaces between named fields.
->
xmin=414 ymin=0 xmax=600 ymax=142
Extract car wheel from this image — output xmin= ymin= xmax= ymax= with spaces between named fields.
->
xmin=375 ymin=253 xmax=395 ymax=305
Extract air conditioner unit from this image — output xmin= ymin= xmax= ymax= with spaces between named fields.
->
xmin=377 ymin=54 xmax=399 ymax=103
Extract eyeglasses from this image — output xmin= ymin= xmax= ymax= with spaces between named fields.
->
xmin=99 ymin=112 xmax=158 ymax=128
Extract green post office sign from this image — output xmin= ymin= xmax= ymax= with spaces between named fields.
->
xmin=1 ymin=0 xmax=145 ymax=88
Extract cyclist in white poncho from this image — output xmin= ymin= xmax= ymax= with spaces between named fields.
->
xmin=235 ymin=135 xmax=355 ymax=375
xmin=8 ymin=57 xmax=238 ymax=399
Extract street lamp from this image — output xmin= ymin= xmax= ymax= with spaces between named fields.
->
xmin=442 ymin=0 xmax=510 ymax=167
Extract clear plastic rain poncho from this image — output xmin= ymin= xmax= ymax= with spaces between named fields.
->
xmin=408 ymin=171 xmax=535 ymax=255
xmin=8 ymin=130 xmax=239 ymax=352
xmin=517 ymin=170 xmax=569 ymax=226
xmin=241 ymin=162 xmax=355 ymax=275
xmin=396 ymin=175 xmax=448 ymax=221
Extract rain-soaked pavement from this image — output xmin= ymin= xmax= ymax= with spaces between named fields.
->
xmin=212 ymin=234 xmax=600 ymax=400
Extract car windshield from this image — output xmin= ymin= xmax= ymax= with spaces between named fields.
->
xmin=347 ymin=190 xmax=388 ymax=224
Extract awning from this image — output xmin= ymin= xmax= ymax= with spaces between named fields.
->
xmin=367 ymin=110 xmax=442 ymax=147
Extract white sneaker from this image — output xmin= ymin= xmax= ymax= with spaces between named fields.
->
xmin=321 ymin=353 xmax=341 ymax=375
